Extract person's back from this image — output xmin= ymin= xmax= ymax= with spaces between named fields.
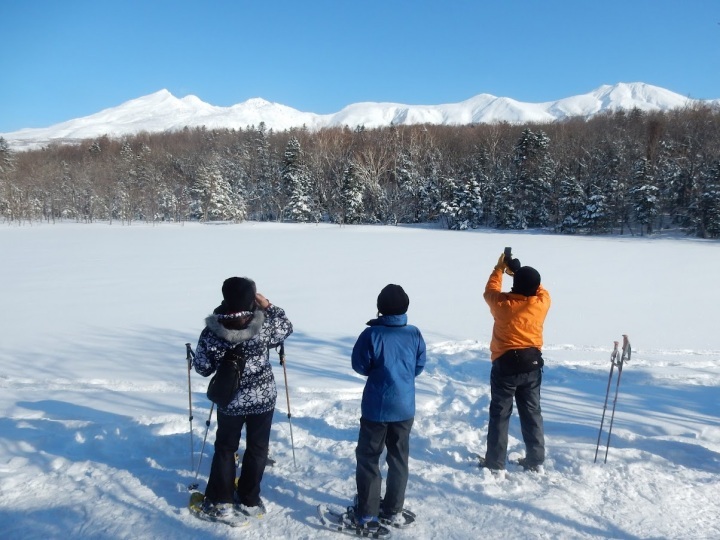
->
xmin=192 ymin=277 xmax=293 ymax=523
xmin=351 ymin=284 xmax=426 ymax=535
xmin=482 ymin=254 xmax=550 ymax=473
xmin=484 ymin=264 xmax=550 ymax=361
xmin=352 ymin=313 xmax=425 ymax=423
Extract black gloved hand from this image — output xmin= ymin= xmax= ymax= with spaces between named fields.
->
xmin=507 ymin=257 xmax=522 ymax=274
xmin=495 ymin=253 xmax=508 ymax=272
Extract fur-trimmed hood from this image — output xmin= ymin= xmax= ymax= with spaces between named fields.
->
xmin=204 ymin=309 xmax=266 ymax=344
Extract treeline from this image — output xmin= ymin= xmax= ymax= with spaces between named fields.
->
xmin=1 ymin=104 xmax=719 ymax=237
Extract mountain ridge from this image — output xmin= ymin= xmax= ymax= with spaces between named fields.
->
xmin=2 ymin=82 xmax=717 ymax=150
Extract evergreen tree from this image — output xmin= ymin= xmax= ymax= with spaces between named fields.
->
xmin=218 ymin=147 xmax=250 ymax=219
xmin=489 ymin=166 xmax=515 ymax=229
xmin=420 ymin=146 xmax=443 ymax=222
xmin=166 ymin=155 xmax=194 ymax=222
xmin=458 ymin=174 xmax=484 ymax=230
xmin=581 ymin=185 xmax=611 ymax=234
xmin=339 ymin=162 xmax=365 ymax=224
xmin=0 ymin=137 xmax=13 ymax=177
xmin=192 ymin=156 xmax=245 ymax=221
xmin=694 ymin=161 xmax=720 ymax=238
xmin=469 ymin=148 xmax=495 ymax=227
xmin=491 ymin=184 xmax=517 ymax=229
xmin=555 ymin=169 xmax=586 ymax=234
xmin=281 ymin=137 xmax=319 ymax=222
xmin=117 ymin=140 xmax=137 ymax=223
xmin=655 ymin=141 xmax=682 ymax=229
xmin=509 ymin=129 xmax=554 ymax=229
xmin=439 ymin=172 xmax=483 ymax=230
xmin=438 ymin=176 xmax=459 ymax=229
xmin=135 ymin=143 xmax=161 ymax=222
xmin=395 ymin=141 xmax=440 ymax=223
xmin=248 ymin=123 xmax=278 ymax=220
xmin=592 ymin=139 xmax=629 ymax=234
xmin=394 ymin=147 xmax=422 ymax=222
xmin=59 ymin=161 xmax=77 ymax=219
xmin=630 ymin=158 xmax=660 ymax=235
xmin=0 ymin=137 xmax=15 ymax=220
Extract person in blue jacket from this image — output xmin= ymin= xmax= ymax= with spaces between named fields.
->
xmin=351 ymin=284 xmax=427 ymax=533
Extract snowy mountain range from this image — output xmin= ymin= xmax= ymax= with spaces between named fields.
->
xmin=2 ymin=82 xmax=718 ymax=150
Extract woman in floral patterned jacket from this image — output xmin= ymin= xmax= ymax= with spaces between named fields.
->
xmin=193 ymin=277 xmax=293 ymax=521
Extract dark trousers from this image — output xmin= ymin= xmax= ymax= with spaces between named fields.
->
xmin=355 ymin=417 xmax=414 ymax=518
xmin=484 ymin=367 xmax=544 ymax=470
xmin=204 ymin=408 xmax=273 ymax=506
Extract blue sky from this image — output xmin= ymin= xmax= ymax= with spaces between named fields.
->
xmin=0 ymin=0 xmax=718 ymax=133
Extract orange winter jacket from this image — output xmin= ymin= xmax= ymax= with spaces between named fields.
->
xmin=484 ymin=267 xmax=551 ymax=361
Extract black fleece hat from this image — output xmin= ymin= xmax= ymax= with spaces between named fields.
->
xmin=221 ymin=277 xmax=257 ymax=312
xmin=377 ymin=284 xmax=410 ymax=315
xmin=512 ymin=267 xmax=541 ymax=296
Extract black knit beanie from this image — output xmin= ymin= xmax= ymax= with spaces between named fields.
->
xmin=512 ymin=267 xmax=541 ymax=296
xmin=377 ymin=284 xmax=410 ymax=315
xmin=221 ymin=277 xmax=257 ymax=312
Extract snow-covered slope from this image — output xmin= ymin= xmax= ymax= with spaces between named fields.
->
xmin=2 ymin=83 xmax=717 ymax=150
xmin=1 ymin=222 xmax=720 ymax=539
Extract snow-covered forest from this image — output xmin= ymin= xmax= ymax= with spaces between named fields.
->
xmin=1 ymin=104 xmax=720 ymax=237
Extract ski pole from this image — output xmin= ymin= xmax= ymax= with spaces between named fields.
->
xmin=278 ymin=342 xmax=297 ymax=467
xmin=603 ymin=335 xmax=631 ymax=463
xmin=594 ymin=341 xmax=618 ymax=463
xmin=189 ymin=402 xmax=214 ymax=491
xmin=186 ymin=343 xmax=195 ymax=474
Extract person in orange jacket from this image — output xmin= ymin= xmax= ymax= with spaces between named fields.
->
xmin=482 ymin=251 xmax=551 ymax=472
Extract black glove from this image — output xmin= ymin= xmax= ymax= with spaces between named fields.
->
xmin=495 ymin=253 xmax=508 ymax=272
xmin=507 ymin=257 xmax=522 ymax=275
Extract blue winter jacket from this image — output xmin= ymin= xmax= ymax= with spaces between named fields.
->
xmin=351 ymin=314 xmax=426 ymax=422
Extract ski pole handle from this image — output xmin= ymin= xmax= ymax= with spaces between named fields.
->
xmin=186 ymin=343 xmax=196 ymax=372
xmin=621 ymin=335 xmax=631 ymax=364
xmin=610 ymin=341 xmax=619 ymax=366
xmin=278 ymin=342 xmax=286 ymax=366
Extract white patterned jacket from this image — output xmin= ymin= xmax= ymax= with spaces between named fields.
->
xmin=193 ymin=305 xmax=293 ymax=415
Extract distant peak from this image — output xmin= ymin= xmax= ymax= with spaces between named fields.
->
xmin=244 ymin=97 xmax=273 ymax=107
xmin=129 ymin=89 xmax=178 ymax=104
xmin=180 ymin=94 xmax=206 ymax=104
xmin=135 ymin=89 xmax=175 ymax=100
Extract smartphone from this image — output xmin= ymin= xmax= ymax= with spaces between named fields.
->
xmin=504 ymin=247 xmax=512 ymax=258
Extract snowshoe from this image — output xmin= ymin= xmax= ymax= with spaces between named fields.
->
xmin=188 ymin=492 xmax=249 ymax=528
xmin=317 ymin=504 xmax=392 ymax=538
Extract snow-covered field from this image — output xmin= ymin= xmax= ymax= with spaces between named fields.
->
xmin=1 ymin=222 xmax=718 ymax=539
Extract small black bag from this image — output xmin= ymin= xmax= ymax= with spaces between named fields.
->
xmin=206 ymin=346 xmax=246 ymax=407
xmin=494 ymin=347 xmax=544 ymax=376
